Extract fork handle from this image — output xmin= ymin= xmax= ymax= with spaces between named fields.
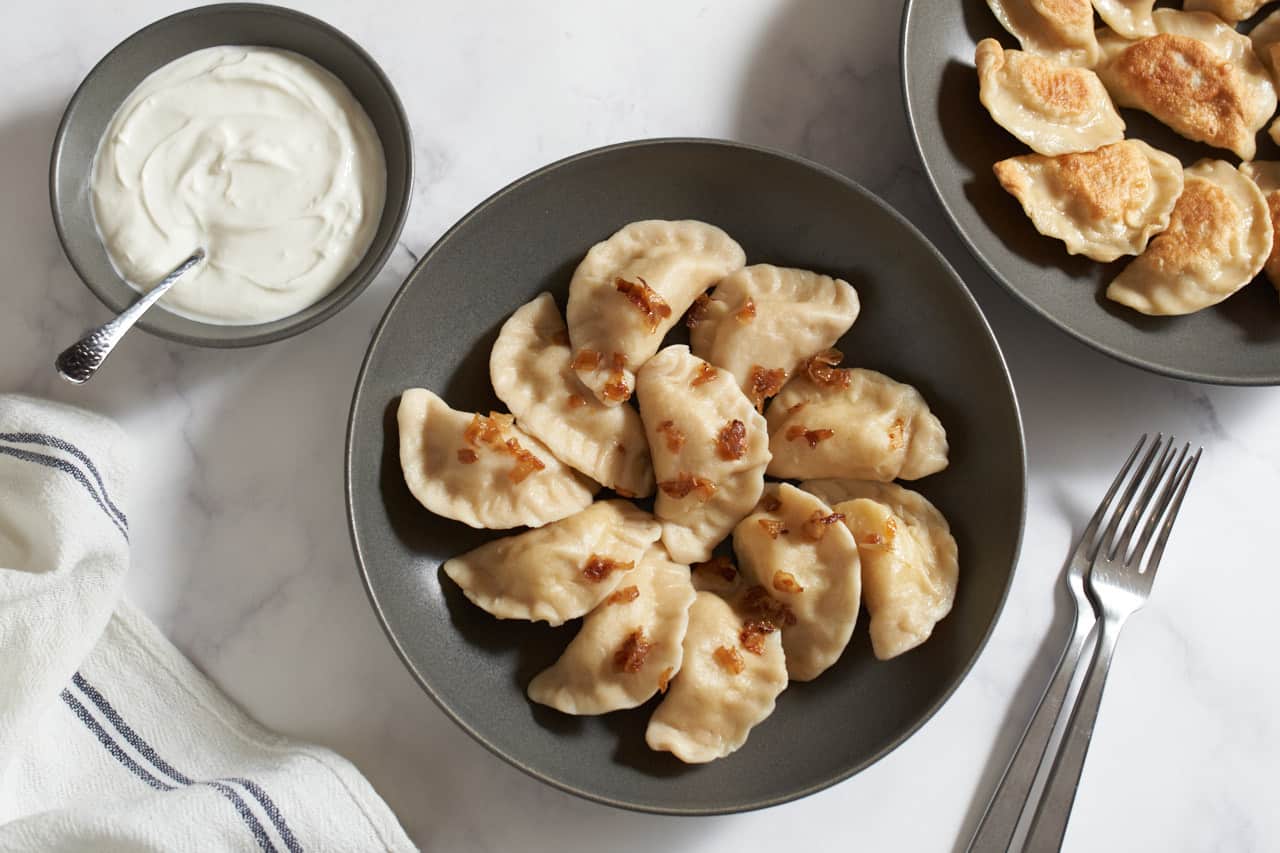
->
xmin=967 ymin=615 xmax=1094 ymax=852
xmin=1023 ymin=617 xmax=1123 ymax=852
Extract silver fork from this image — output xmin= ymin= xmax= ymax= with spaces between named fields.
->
xmin=968 ymin=436 xmax=1149 ymax=853
xmin=1024 ymin=435 xmax=1201 ymax=851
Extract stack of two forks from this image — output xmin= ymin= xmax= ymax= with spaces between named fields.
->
xmin=968 ymin=435 xmax=1201 ymax=853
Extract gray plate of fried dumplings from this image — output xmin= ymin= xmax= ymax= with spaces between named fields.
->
xmin=345 ymin=138 xmax=1026 ymax=814
xmin=903 ymin=0 xmax=1280 ymax=385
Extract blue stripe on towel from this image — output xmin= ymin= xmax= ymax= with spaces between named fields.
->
xmin=0 ymin=445 xmax=127 ymax=540
xmin=71 ymin=673 xmax=302 ymax=852
xmin=60 ymin=684 xmax=282 ymax=852
xmin=60 ymin=689 xmax=169 ymax=791
xmin=206 ymin=782 xmax=279 ymax=853
xmin=0 ymin=432 xmax=128 ymax=527
xmin=227 ymin=777 xmax=304 ymax=853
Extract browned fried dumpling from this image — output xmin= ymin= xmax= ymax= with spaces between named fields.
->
xmin=1093 ymin=0 xmax=1156 ymax=38
xmin=1183 ymin=0 xmax=1268 ymax=23
xmin=1107 ymin=160 xmax=1272 ymax=315
xmin=993 ymin=140 xmax=1184 ymax=262
xmin=987 ymin=0 xmax=1100 ymax=66
xmin=1095 ymin=10 xmax=1277 ymax=160
xmin=1240 ymin=161 xmax=1280 ymax=295
xmin=976 ymin=39 xmax=1125 ymax=156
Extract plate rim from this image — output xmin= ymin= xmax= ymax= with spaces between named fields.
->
xmin=899 ymin=0 xmax=1280 ymax=387
xmin=344 ymin=136 xmax=1028 ymax=815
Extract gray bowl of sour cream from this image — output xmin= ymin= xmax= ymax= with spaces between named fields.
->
xmin=50 ymin=3 xmax=413 ymax=347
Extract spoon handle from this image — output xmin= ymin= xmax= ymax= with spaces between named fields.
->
xmin=55 ymin=250 xmax=204 ymax=384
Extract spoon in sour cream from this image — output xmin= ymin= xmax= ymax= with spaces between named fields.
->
xmin=55 ymin=250 xmax=205 ymax=384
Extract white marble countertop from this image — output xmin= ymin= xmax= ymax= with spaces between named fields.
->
xmin=5 ymin=1 xmax=1278 ymax=849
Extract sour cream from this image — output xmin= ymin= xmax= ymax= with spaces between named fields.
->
xmin=91 ymin=46 xmax=386 ymax=325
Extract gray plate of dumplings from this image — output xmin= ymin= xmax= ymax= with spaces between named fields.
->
xmin=902 ymin=0 xmax=1280 ymax=385
xmin=345 ymin=138 xmax=1025 ymax=814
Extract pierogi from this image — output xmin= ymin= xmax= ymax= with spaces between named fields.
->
xmin=636 ymin=345 xmax=771 ymax=565
xmin=1092 ymin=0 xmax=1157 ymax=38
xmin=1249 ymin=9 xmax=1280 ymax=80
xmin=491 ymin=292 xmax=654 ymax=497
xmin=527 ymin=545 xmax=696 ymax=713
xmin=688 ymin=264 xmax=860 ymax=410
xmin=732 ymin=484 xmax=861 ymax=681
xmin=401 ymin=215 xmax=972 ymax=765
xmin=566 ymin=220 xmax=745 ymax=407
xmin=993 ymin=140 xmax=1184 ymax=262
xmin=1183 ymin=0 xmax=1268 ymax=22
xmin=802 ymin=480 xmax=959 ymax=661
xmin=986 ymin=0 xmax=1100 ymax=66
xmin=976 ymin=39 xmax=1125 ymax=156
xmin=765 ymin=356 xmax=948 ymax=482
xmin=645 ymin=591 xmax=788 ymax=764
xmin=1095 ymin=10 xmax=1277 ymax=160
xmin=1108 ymin=160 xmax=1272 ymax=315
xmin=397 ymin=388 xmax=597 ymax=530
xmin=442 ymin=500 xmax=661 ymax=626
xmin=1240 ymin=161 xmax=1280 ymax=294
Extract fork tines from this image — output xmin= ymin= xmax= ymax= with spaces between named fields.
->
xmin=1091 ymin=434 xmax=1201 ymax=576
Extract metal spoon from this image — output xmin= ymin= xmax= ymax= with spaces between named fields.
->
xmin=55 ymin=249 xmax=205 ymax=384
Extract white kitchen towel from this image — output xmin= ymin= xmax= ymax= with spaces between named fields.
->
xmin=0 ymin=395 xmax=414 ymax=852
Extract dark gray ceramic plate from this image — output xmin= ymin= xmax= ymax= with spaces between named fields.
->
xmin=345 ymin=138 xmax=1026 ymax=814
xmin=902 ymin=0 xmax=1280 ymax=385
xmin=49 ymin=3 xmax=412 ymax=347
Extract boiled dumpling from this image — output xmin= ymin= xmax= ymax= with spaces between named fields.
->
xmin=527 ymin=546 xmax=696 ymax=714
xmin=1108 ymin=159 xmax=1272 ymax=315
xmin=1240 ymin=161 xmax=1280 ymax=294
xmin=976 ymin=39 xmax=1125 ymax=156
xmin=986 ymin=0 xmax=1100 ymax=66
xmin=732 ymin=484 xmax=861 ymax=681
xmin=993 ymin=140 xmax=1184 ymax=262
xmin=490 ymin=292 xmax=654 ymax=497
xmin=765 ymin=356 xmax=948 ymax=482
xmin=1183 ymin=0 xmax=1267 ymax=22
xmin=397 ymin=388 xmax=596 ymax=530
xmin=636 ymin=345 xmax=771 ymax=565
xmin=566 ymin=220 xmax=745 ymax=407
xmin=442 ymin=500 xmax=661 ymax=626
xmin=802 ymin=480 xmax=959 ymax=661
xmin=1093 ymin=0 xmax=1156 ymax=38
xmin=645 ymin=591 xmax=787 ymax=764
xmin=688 ymin=265 xmax=860 ymax=411
xmin=1095 ymin=10 xmax=1277 ymax=161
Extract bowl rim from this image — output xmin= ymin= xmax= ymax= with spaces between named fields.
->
xmin=343 ymin=136 xmax=1029 ymax=815
xmin=898 ymin=0 xmax=1280 ymax=387
xmin=48 ymin=1 xmax=414 ymax=349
